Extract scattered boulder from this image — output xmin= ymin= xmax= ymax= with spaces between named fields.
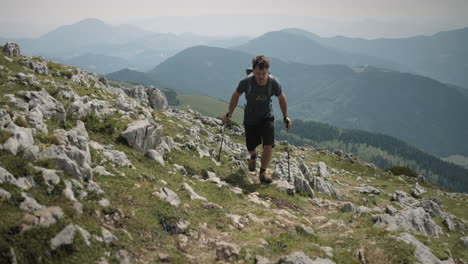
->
xmin=101 ymin=227 xmax=118 ymax=243
xmin=3 ymin=42 xmax=20 ymax=56
xmin=398 ymin=233 xmax=455 ymax=264
xmin=419 ymin=198 xmax=443 ymax=216
xmin=374 ymin=207 xmax=443 ymax=237
xmin=352 ymin=185 xmax=383 ymax=195
xmin=39 ymin=121 xmax=93 ymax=181
xmin=0 ymin=166 xmax=17 ymax=186
xmin=412 ymin=183 xmax=426 ymax=198
xmin=23 ymin=206 xmax=64 ymax=228
xmin=461 ymin=236 xmax=468 ymax=248
xmin=120 ymin=120 xmax=163 ymax=152
xmin=0 ymin=112 xmax=34 ymax=156
xmin=147 ymin=149 xmax=165 ymax=166
xmin=67 ymin=97 xmax=112 ymax=118
xmin=122 ymin=86 xmax=168 ymax=111
xmin=317 ymin=162 xmax=331 ymax=179
xmin=50 ymin=224 xmax=77 ymax=250
xmin=181 ymin=183 xmax=207 ymax=201
xmin=255 ymin=255 xmax=271 ymax=264
xmin=340 ymin=202 xmax=355 ymax=213
xmin=0 ymin=187 xmax=12 ymax=201
xmin=153 ymin=187 xmax=180 ymax=207
xmin=215 ymin=241 xmax=240 ymax=261
xmin=278 ymin=251 xmax=314 ymax=264
xmin=19 ymin=192 xmax=43 ymax=212
xmin=33 ymin=167 xmax=60 ymax=194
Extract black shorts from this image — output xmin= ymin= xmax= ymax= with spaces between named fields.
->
xmin=244 ymin=120 xmax=275 ymax=151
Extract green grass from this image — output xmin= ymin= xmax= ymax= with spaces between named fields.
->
xmin=175 ymin=93 xmax=244 ymax=124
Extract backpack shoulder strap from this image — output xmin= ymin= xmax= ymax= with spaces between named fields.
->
xmin=246 ymin=74 xmax=254 ymax=97
xmin=268 ymin=75 xmax=272 ymax=98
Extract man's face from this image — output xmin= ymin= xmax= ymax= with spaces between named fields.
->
xmin=253 ymin=67 xmax=268 ymax=85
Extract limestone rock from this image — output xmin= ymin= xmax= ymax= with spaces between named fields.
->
xmin=398 ymin=232 xmax=455 ymax=264
xmin=374 ymin=207 xmax=443 ymax=237
xmin=317 ymin=161 xmax=331 ymax=179
xmin=39 ymin=121 xmax=92 ymax=180
xmin=23 ymin=206 xmax=64 ymax=227
xmin=120 ymin=120 xmax=163 ymax=152
xmin=147 ymin=149 xmax=165 ymax=166
xmin=153 ymin=187 xmax=180 ymax=207
xmin=67 ymin=96 xmax=112 ymax=118
xmin=0 ymin=187 xmax=12 ymax=201
xmin=340 ymin=202 xmax=355 ymax=213
xmin=16 ymin=90 xmax=66 ymax=126
xmin=33 ymin=167 xmax=60 ymax=194
xmin=19 ymin=192 xmax=43 ymax=212
xmin=278 ymin=251 xmax=314 ymax=264
xmin=3 ymin=42 xmax=20 ymax=56
xmin=93 ymin=166 xmax=114 ymax=177
xmin=461 ymin=236 xmax=468 ymax=248
xmin=87 ymin=180 xmax=104 ymax=194
xmin=255 ymin=255 xmax=271 ymax=264
xmin=101 ymin=227 xmax=118 ymax=243
xmin=123 ymin=86 xmax=168 ymax=111
xmin=412 ymin=183 xmax=426 ymax=198
xmin=181 ymin=183 xmax=207 ymax=201
xmin=28 ymin=60 xmax=48 ymax=75
xmin=0 ymin=166 xmax=17 ymax=186
xmin=50 ymin=224 xmax=77 ymax=250
xmin=352 ymin=185 xmax=383 ymax=195
xmin=215 ymin=241 xmax=240 ymax=261
xmin=0 ymin=114 xmax=34 ymax=156
xmin=115 ymin=249 xmax=132 ymax=264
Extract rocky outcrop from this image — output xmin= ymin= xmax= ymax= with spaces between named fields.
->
xmin=278 ymin=251 xmax=336 ymax=264
xmin=398 ymin=233 xmax=455 ymax=264
xmin=123 ymin=85 xmax=168 ymax=111
xmin=374 ymin=207 xmax=443 ymax=237
xmin=39 ymin=121 xmax=93 ymax=180
xmin=0 ymin=109 xmax=35 ymax=156
xmin=153 ymin=187 xmax=180 ymax=207
xmin=50 ymin=224 xmax=92 ymax=250
xmin=67 ymin=96 xmax=112 ymax=118
xmin=3 ymin=42 xmax=20 ymax=56
xmin=120 ymin=120 xmax=163 ymax=153
xmin=16 ymin=90 xmax=67 ymax=126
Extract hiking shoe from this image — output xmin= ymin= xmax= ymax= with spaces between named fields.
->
xmin=248 ymin=158 xmax=256 ymax=172
xmin=259 ymin=171 xmax=272 ymax=184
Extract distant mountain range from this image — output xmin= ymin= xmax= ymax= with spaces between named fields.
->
xmin=283 ymin=27 xmax=468 ymax=89
xmin=108 ymin=45 xmax=468 ymax=158
xmin=5 ymin=19 xmax=467 ymax=89
xmin=9 ymin=18 xmax=250 ymax=73
xmin=233 ymin=30 xmax=409 ymax=73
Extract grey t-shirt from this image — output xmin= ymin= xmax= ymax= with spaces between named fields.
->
xmin=236 ymin=74 xmax=282 ymax=125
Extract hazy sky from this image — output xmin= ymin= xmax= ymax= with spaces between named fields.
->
xmin=1 ymin=0 xmax=468 ymax=38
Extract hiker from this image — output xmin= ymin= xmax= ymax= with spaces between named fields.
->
xmin=224 ymin=55 xmax=292 ymax=184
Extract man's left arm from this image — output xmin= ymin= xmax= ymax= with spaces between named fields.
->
xmin=278 ymin=94 xmax=292 ymax=128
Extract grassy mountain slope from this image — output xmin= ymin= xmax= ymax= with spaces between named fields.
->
xmin=275 ymin=120 xmax=468 ymax=193
xmin=1 ymin=46 xmax=467 ymax=264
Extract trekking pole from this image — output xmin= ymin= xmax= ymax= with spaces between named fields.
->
xmin=287 ymin=127 xmax=290 ymax=181
xmin=217 ymin=122 xmax=226 ymax=162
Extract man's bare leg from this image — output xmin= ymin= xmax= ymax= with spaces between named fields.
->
xmin=260 ymin=145 xmax=272 ymax=170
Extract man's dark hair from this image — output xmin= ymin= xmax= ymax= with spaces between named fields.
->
xmin=252 ymin=55 xmax=270 ymax=70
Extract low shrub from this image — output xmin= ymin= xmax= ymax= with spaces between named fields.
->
xmin=386 ymin=166 xmax=419 ymax=177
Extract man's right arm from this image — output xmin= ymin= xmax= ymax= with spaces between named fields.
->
xmin=225 ymin=91 xmax=241 ymax=120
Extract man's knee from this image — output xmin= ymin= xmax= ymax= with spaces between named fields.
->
xmin=263 ymin=145 xmax=273 ymax=151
